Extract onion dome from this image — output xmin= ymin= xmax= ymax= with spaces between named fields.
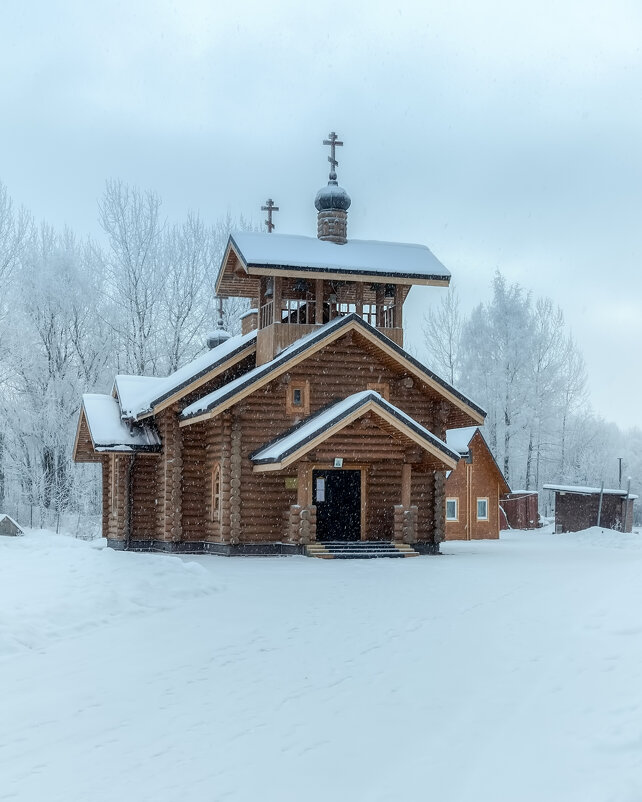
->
xmin=315 ymin=180 xmax=352 ymax=212
xmin=206 ymin=328 xmax=231 ymax=349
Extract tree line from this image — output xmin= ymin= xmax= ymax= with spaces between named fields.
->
xmin=0 ymin=179 xmax=250 ymax=529
xmin=424 ymin=273 xmax=641 ymax=516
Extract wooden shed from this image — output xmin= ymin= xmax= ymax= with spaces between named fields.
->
xmin=0 ymin=514 xmax=24 ymax=537
xmin=444 ymin=427 xmax=510 ymax=540
xmin=543 ymin=484 xmax=637 ymax=533
xmin=500 ymin=491 xmax=539 ymax=530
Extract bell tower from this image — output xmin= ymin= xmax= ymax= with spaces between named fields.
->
xmin=315 ymin=131 xmax=351 ymax=244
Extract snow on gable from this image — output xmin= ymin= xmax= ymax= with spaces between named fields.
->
xmin=83 ymin=394 xmax=161 ymax=452
xmin=445 ymin=426 xmax=479 ymax=456
xmin=181 ymin=314 xmax=486 ymax=424
xmin=115 ymin=330 xmax=257 ymax=420
xmin=228 ymin=231 xmax=451 ymax=283
xmin=251 ymin=390 xmax=460 ymax=467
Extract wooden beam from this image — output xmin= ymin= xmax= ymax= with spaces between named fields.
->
xmin=315 ymin=279 xmax=324 ymax=324
xmin=401 ymin=463 xmax=412 ymax=508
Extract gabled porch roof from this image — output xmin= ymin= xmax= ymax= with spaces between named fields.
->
xmin=73 ymin=394 xmax=161 ymax=462
xmin=250 ymin=391 xmax=460 ymax=472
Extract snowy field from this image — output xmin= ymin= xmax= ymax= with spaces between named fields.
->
xmin=2 ymin=527 xmax=642 ymax=802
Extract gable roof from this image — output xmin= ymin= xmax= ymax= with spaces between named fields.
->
xmin=79 ymin=394 xmax=162 ymax=453
xmin=446 ymin=426 xmax=510 ymax=494
xmin=0 ymin=514 xmax=23 ymax=534
xmin=114 ymin=330 xmax=257 ymax=420
xmin=179 ymin=314 xmax=485 ymax=428
xmin=251 ymin=391 xmax=460 ymax=471
xmin=216 ymin=232 xmax=451 ymax=295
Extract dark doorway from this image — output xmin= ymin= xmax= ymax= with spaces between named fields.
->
xmin=313 ymin=469 xmax=362 ymax=541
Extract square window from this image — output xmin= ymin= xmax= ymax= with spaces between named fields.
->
xmin=477 ymin=498 xmax=488 ymax=521
xmin=446 ymin=498 xmax=458 ymax=521
xmin=287 ymin=381 xmax=310 ymax=415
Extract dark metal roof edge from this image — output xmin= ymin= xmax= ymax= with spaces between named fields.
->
xmin=143 ymin=335 xmax=257 ymax=417
xmin=247 ymin=262 xmax=450 ymax=282
xmin=181 ymin=312 xmax=485 ymax=422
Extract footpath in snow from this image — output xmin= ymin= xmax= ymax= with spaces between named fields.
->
xmin=2 ymin=526 xmax=642 ymax=802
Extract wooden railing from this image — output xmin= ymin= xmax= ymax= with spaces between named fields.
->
xmin=260 ymin=300 xmax=396 ymax=329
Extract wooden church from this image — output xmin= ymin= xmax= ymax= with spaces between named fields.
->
xmin=73 ymin=133 xmax=486 ymax=557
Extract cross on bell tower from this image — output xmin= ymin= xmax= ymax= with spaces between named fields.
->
xmin=323 ymin=131 xmax=344 ymax=182
xmin=261 ymin=198 xmax=279 ymax=233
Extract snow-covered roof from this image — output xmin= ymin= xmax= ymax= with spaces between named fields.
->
xmin=445 ymin=426 xmax=479 ymax=455
xmin=543 ymin=484 xmax=638 ymax=500
xmin=0 ymin=514 xmax=23 ymax=532
xmin=115 ymin=330 xmax=257 ymax=420
xmin=227 ymin=231 xmax=451 ymax=283
xmin=251 ymin=391 xmax=460 ymax=467
xmin=82 ymin=394 xmax=161 ymax=452
xmin=181 ymin=313 xmax=486 ymax=424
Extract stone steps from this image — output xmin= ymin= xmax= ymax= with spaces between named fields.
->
xmin=305 ymin=541 xmax=420 ymax=559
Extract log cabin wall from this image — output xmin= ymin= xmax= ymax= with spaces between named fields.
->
xmin=131 ymin=456 xmax=159 ymax=542
xmin=155 ymin=406 xmax=183 ymax=543
xmin=284 ymin=333 xmax=440 ymax=430
xmin=106 ymin=454 xmax=127 ymax=541
xmin=181 ymin=421 xmax=208 ymax=542
xmin=101 ymin=457 xmax=110 ymax=539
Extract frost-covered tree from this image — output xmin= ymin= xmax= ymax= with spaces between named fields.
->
xmin=423 ymin=285 xmax=462 ymax=384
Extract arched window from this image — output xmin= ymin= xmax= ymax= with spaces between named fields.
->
xmin=211 ymin=463 xmax=221 ymax=522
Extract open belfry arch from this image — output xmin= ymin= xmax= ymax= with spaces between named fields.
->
xmin=73 ymin=132 xmax=486 ymax=556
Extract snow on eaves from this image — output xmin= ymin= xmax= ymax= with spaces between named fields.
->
xmin=228 ymin=231 xmax=451 ymax=281
xmin=114 ymin=330 xmax=257 ymax=420
xmin=181 ymin=314 xmax=486 ymax=422
xmin=251 ymin=391 xmax=460 ymax=465
xmin=445 ymin=426 xmax=479 ymax=456
xmin=82 ymin=394 xmax=161 ymax=452
xmin=543 ymin=484 xmax=639 ymax=500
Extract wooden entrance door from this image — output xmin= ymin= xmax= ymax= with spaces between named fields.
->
xmin=313 ymin=469 xmax=361 ymax=541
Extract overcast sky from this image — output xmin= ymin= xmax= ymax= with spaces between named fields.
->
xmin=2 ymin=0 xmax=641 ymax=428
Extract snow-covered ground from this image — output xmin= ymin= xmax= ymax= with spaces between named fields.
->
xmin=2 ymin=526 xmax=642 ymax=802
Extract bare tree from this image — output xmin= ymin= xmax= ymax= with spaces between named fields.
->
xmin=423 ymin=286 xmax=462 ymax=384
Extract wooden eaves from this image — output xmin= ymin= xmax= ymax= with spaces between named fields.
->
xmin=179 ymin=314 xmax=486 ymax=429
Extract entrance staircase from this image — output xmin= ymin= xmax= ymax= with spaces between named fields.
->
xmin=305 ymin=541 xmax=420 ymax=559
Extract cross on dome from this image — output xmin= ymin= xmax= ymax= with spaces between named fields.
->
xmin=261 ymin=198 xmax=279 ymax=233
xmin=323 ymin=131 xmax=344 ymax=181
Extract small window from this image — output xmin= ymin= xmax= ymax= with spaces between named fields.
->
xmin=477 ymin=498 xmax=488 ymax=521
xmin=211 ymin=463 xmax=221 ymax=522
xmin=287 ymin=380 xmax=310 ymax=415
xmin=367 ymin=381 xmax=390 ymax=401
xmin=446 ymin=498 xmax=458 ymax=521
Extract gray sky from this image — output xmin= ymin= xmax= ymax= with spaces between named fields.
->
xmin=2 ymin=0 xmax=641 ymax=428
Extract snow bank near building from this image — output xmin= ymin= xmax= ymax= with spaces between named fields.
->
xmin=0 ymin=530 xmax=215 ymax=657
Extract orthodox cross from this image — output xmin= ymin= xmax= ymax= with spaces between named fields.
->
xmin=261 ymin=198 xmax=279 ymax=233
xmin=323 ymin=131 xmax=343 ymax=178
